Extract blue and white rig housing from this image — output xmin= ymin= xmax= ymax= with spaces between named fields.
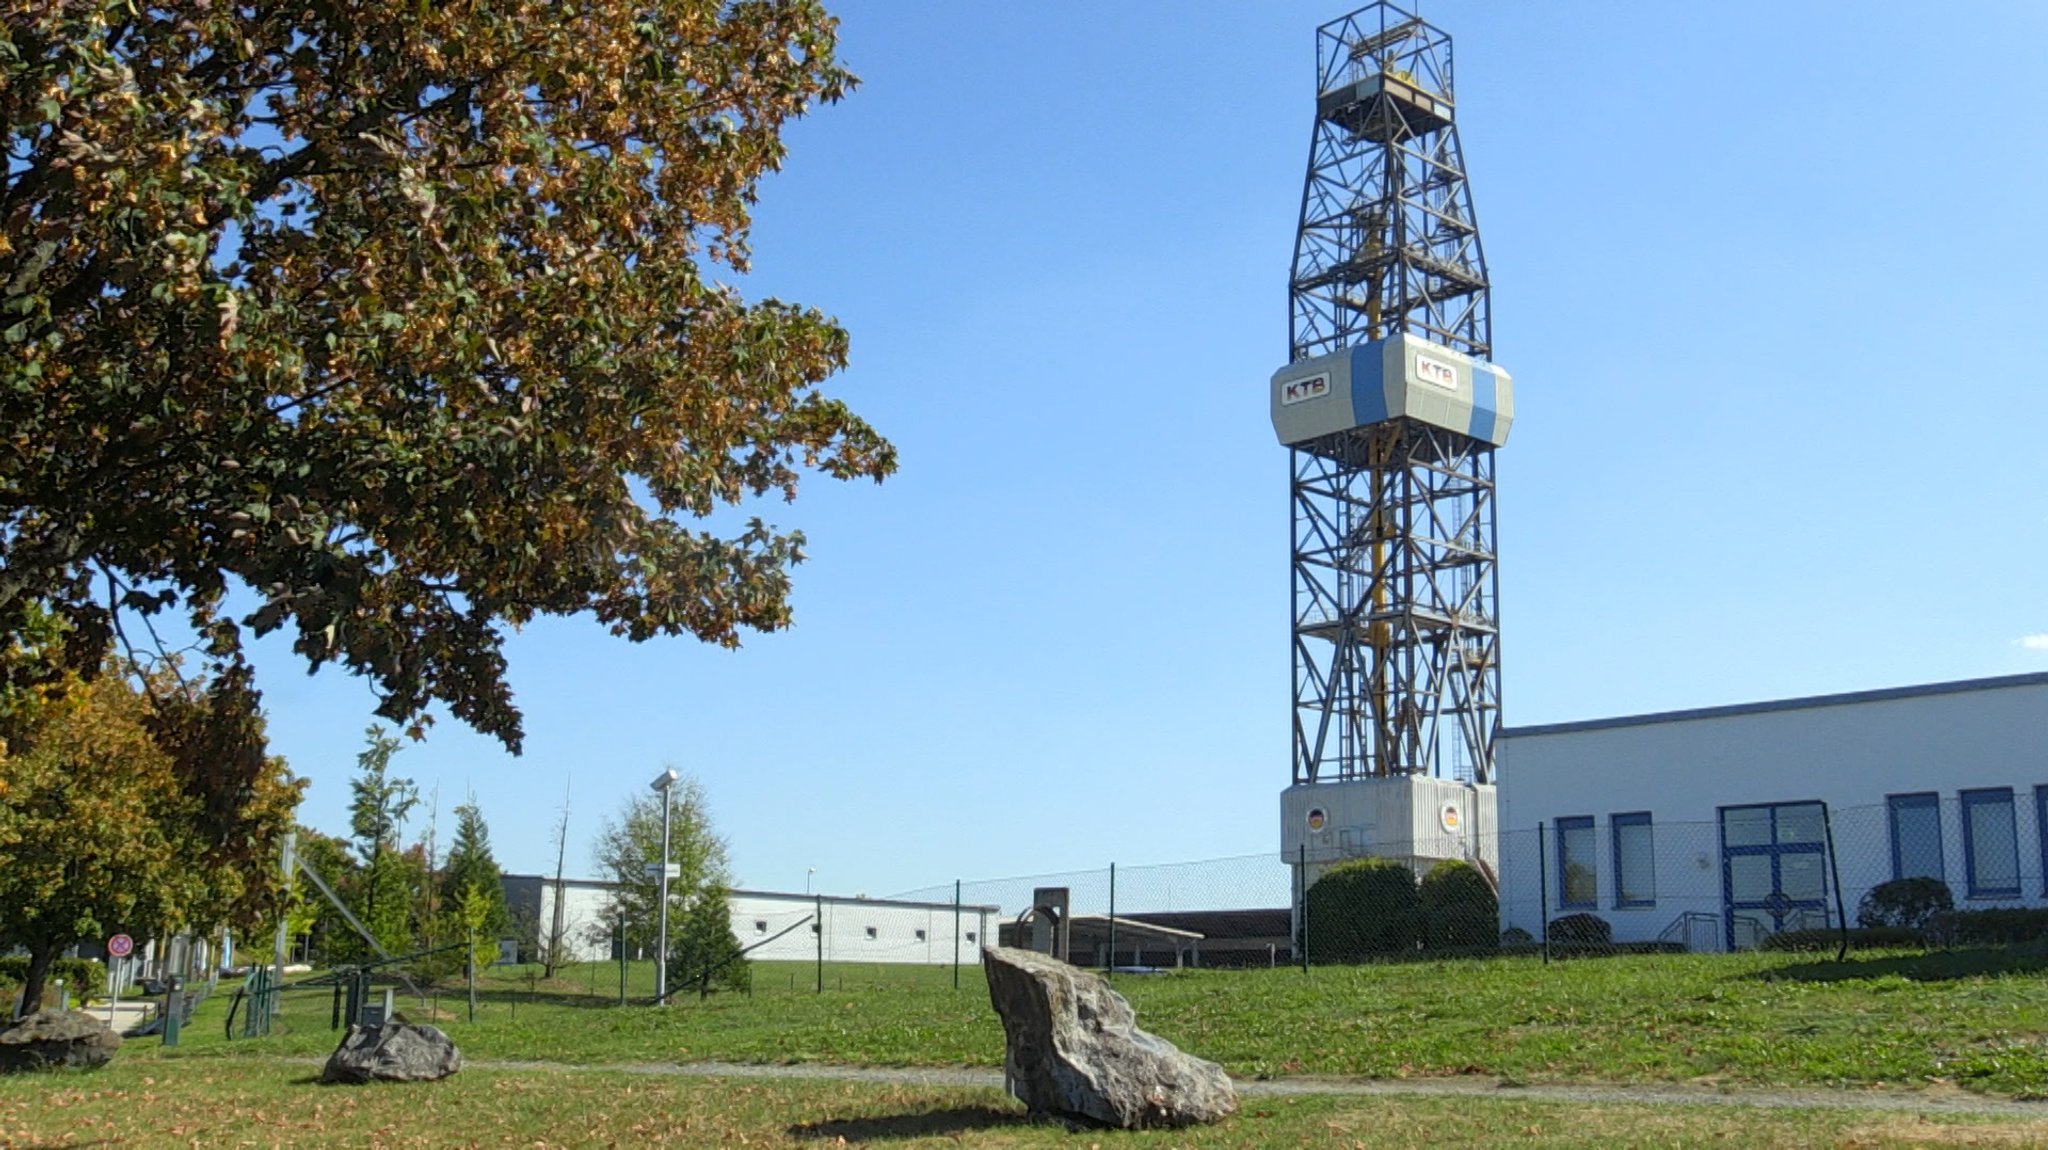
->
xmin=1270 ymin=332 xmax=1514 ymax=447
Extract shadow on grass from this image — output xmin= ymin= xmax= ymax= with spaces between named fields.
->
xmin=1754 ymin=946 xmax=2048 ymax=984
xmin=789 ymin=1106 xmax=1039 ymax=1143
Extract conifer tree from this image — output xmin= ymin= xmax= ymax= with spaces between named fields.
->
xmin=439 ymin=798 xmax=509 ymax=942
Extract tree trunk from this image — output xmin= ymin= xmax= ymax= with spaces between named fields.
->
xmin=20 ymin=939 xmax=60 ymax=1014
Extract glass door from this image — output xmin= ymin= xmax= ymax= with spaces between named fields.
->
xmin=1721 ymin=802 xmax=1829 ymax=950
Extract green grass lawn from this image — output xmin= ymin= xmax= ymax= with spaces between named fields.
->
xmin=6 ymin=1059 xmax=2047 ymax=1149
xmin=159 ymin=947 xmax=2048 ymax=1097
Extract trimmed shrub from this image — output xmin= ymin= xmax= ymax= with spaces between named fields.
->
xmin=1547 ymin=913 xmax=1612 ymax=948
xmin=1856 ymin=877 xmax=1953 ymax=932
xmin=1305 ymin=858 xmax=1421 ymax=962
xmin=1419 ymin=860 xmax=1498 ymax=952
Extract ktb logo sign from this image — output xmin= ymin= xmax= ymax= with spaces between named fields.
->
xmin=1280 ymin=373 xmax=1331 ymax=406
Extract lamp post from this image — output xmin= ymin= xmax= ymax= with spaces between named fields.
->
xmin=805 ymin=867 xmax=815 ymax=895
xmin=650 ymin=768 xmax=679 ymax=1005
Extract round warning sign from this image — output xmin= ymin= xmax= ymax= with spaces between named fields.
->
xmin=1306 ymin=807 xmax=1327 ymax=832
xmin=1440 ymin=803 xmax=1462 ymax=833
xmin=106 ymin=933 xmax=133 ymax=959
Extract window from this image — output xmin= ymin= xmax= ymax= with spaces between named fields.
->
xmin=1887 ymin=792 xmax=1944 ymax=881
xmin=1556 ymin=816 xmax=1596 ymax=908
xmin=864 ymin=926 xmax=877 ymax=940
xmin=1612 ymin=812 xmax=1655 ymax=907
xmin=914 ymin=929 xmax=927 ymax=942
xmin=754 ymin=920 xmax=768 ymax=934
xmin=2039 ymin=787 xmax=2048 ymax=896
xmin=1961 ymin=788 xmax=2020 ymax=898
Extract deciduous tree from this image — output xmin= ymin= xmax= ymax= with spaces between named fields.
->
xmin=345 ymin=725 xmax=418 ymax=958
xmin=591 ymin=772 xmax=745 ymax=993
xmin=1 ymin=0 xmax=894 ymax=753
xmin=0 ymin=663 xmax=299 ymax=1009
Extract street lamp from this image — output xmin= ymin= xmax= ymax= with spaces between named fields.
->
xmin=650 ymin=768 xmax=679 ymax=1005
xmin=805 ymin=867 xmax=815 ymax=895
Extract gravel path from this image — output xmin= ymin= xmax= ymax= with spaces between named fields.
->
xmin=471 ymin=1058 xmax=2048 ymax=1119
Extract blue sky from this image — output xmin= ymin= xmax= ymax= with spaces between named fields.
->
xmin=245 ymin=1 xmax=2048 ymax=897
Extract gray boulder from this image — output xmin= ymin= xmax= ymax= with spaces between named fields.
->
xmin=321 ymin=1020 xmax=462 ymax=1084
xmin=982 ymin=946 xmax=1236 ymax=1128
xmin=0 ymin=1009 xmax=122 ymax=1073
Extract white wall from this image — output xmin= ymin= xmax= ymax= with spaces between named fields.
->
xmin=1498 ymin=675 xmax=2048 ymax=949
xmin=534 ymin=881 xmax=617 ymax=963
xmin=729 ymin=891 xmax=993 ymax=966
xmin=505 ymin=879 xmax=996 ymax=967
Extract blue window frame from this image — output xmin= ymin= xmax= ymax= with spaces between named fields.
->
xmin=1612 ymin=812 xmax=1655 ymax=907
xmin=1557 ymin=816 xmax=1596 ymax=909
xmin=1960 ymin=788 xmax=2020 ymax=899
xmin=2039 ymin=787 xmax=2048 ymax=897
xmin=1719 ymin=801 xmax=1830 ymax=950
xmin=1886 ymin=792 xmax=1944 ymax=882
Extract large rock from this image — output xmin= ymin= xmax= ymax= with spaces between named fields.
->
xmin=982 ymin=946 xmax=1237 ymax=1129
xmin=0 ymin=1009 xmax=122 ymax=1073
xmin=321 ymin=1020 xmax=462 ymax=1084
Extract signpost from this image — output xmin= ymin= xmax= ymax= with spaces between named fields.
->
xmin=105 ymin=934 xmax=133 ymax=1025
xmin=649 ymin=768 xmax=679 ymax=1005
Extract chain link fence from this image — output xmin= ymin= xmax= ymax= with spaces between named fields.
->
xmin=871 ymin=797 xmax=2047 ymax=974
xmin=207 ymin=797 xmax=2046 ymax=1037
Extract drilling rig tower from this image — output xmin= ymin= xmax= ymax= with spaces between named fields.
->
xmin=1271 ymin=3 xmax=1514 ymax=894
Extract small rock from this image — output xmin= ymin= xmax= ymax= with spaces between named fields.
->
xmin=983 ymin=945 xmax=1237 ymax=1128
xmin=0 ymin=1010 xmax=122 ymax=1074
xmin=321 ymin=1020 xmax=462 ymax=1084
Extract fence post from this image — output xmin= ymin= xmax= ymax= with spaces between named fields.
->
xmin=1537 ymin=822 xmax=1550 ymax=965
xmin=815 ymin=893 xmax=824 ymax=994
xmin=1107 ymin=863 xmax=1117 ymax=981
xmin=274 ymin=830 xmax=295 ymax=1020
xmin=467 ymin=927 xmax=477 ymax=1023
xmin=1298 ymin=843 xmax=1310 ymax=974
xmin=616 ymin=914 xmax=627 ymax=1006
xmin=952 ymin=880 xmax=962 ymax=991
xmin=1822 ymin=802 xmax=1849 ymax=962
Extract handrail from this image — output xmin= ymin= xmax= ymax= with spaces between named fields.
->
xmin=1655 ymin=910 xmax=1717 ymax=946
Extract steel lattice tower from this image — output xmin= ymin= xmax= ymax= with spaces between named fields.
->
xmin=1272 ymin=3 xmax=1509 ymax=789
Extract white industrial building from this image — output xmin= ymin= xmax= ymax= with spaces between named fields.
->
xmin=499 ymin=875 xmax=994 ymax=967
xmin=1496 ymin=672 xmax=2048 ymax=951
xmin=730 ymin=891 xmax=995 ymax=965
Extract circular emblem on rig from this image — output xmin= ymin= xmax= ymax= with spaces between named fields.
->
xmin=1306 ymin=807 xmax=1327 ymax=832
xmin=1440 ymin=803 xmax=1462 ymax=833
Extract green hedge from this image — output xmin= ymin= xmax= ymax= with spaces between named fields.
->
xmin=1934 ymin=907 xmax=2048 ymax=945
xmin=1759 ymin=926 xmax=1921 ymax=952
xmin=0 ymin=957 xmax=109 ymax=1004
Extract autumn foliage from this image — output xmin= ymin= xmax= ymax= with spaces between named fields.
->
xmin=1 ymin=0 xmax=893 ymax=750
xmin=0 ymin=659 xmax=300 ymax=1011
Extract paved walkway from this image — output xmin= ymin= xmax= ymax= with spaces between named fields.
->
xmin=470 ymin=1058 xmax=2048 ymax=1119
